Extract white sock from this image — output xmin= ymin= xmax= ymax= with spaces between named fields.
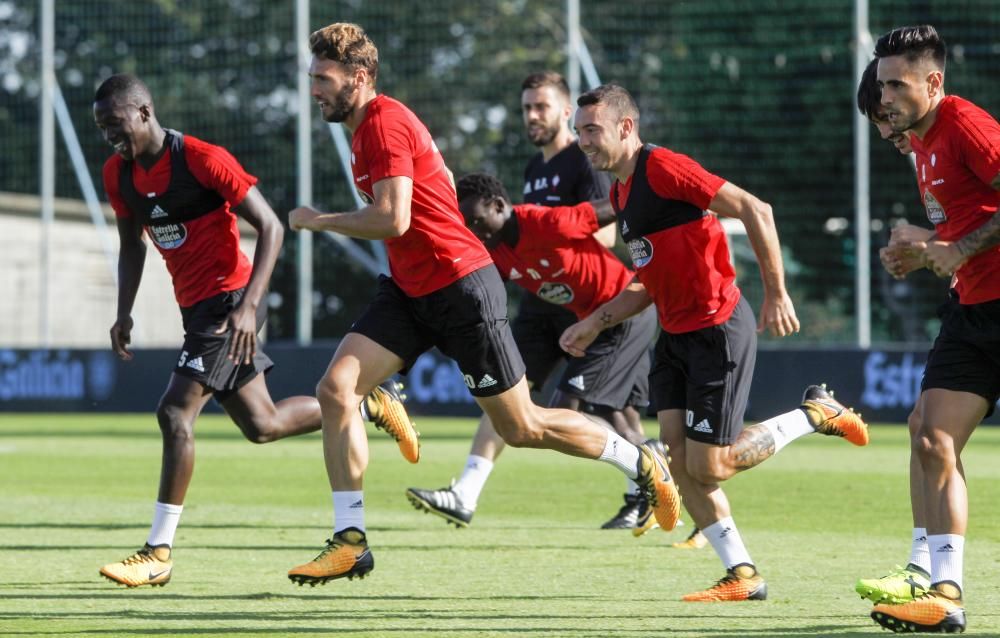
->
xmin=759 ymin=409 xmax=815 ymax=454
xmin=703 ymin=516 xmax=753 ymax=570
xmin=147 ymin=502 xmax=183 ymax=547
xmin=599 ymin=431 xmax=641 ymax=479
xmin=625 ymin=477 xmax=640 ymax=495
xmin=332 ymin=491 xmax=365 ymax=533
xmin=909 ymin=527 xmax=931 ymax=574
xmin=928 ymin=533 xmax=964 ymax=592
xmin=451 ymin=455 xmax=494 ymax=509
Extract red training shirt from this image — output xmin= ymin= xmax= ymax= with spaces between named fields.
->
xmin=909 ymin=95 xmax=1000 ymax=305
xmin=488 ymin=203 xmax=635 ymax=319
xmin=351 ymin=95 xmax=492 ymax=297
xmin=103 ymin=135 xmax=255 ymax=308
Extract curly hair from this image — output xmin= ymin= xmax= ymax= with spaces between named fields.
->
xmin=309 ymin=22 xmax=379 ymax=82
xmin=455 ymin=172 xmax=510 ymax=205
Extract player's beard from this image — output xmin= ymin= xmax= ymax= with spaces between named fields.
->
xmin=321 ymin=83 xmax=357 ymax=123
xmin=526 ymin=119 xmax=560 ymax=147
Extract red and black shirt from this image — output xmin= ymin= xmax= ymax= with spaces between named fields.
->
xmin=611 ymin=144 xmax=736 ymax=334
xmin=103 ymin=131 xmax=255 ymax=308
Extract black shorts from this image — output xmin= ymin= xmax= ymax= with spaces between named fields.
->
xmin=350 ymin=265 xmax=525 ymax=397
xmin=922 ymin=292 xmax=1000 ymax=417
xmin=648 ymin=295 xmax=757 ymax=445
xmin=176 ymin=288 xmax=274 ymax=396
xmin=557 ymin=305 xmax=655 ymax=410
xmin=512 ymin=294 xmax=579 ymax=390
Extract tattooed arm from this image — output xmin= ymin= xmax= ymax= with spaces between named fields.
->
xmin=559 ymin=279 xmax=653 ymax=358
xmin=919 ymin=171 xmax=1000 ymax=277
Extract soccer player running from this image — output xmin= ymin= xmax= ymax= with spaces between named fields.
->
xmin=406 ymin=72 xmax=657 ymax=531
xmin=406 ymin=172 xmax=656 ymax=528
xmin=560 ymin=84 xmax=869 ymax=601
xmin=853 ymin=56 xmax=941 ymax=610
xmin=92 ymin=74 xmax=414 ymax=588
xmin=864 ymin=25 xmax=1000 ymax=634
xmin=285 ymin=23 xmax=680 ymax=586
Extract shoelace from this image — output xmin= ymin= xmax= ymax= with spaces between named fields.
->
xmin=121 ymin=548 xmax=156 ymax=566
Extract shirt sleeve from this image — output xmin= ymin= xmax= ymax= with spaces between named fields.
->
xmin=953 ymin=108 xmax=1000 ymax=189
xmin=102 ymin=156 xmax=132 ymax=219
xmin=646 ymin=147 xmax=726 ymax=210
xmin=363 ymin=113 xmax=416 ymax=184
xmin=520 ymin=203 xmax=598 ymax=242
xmin=183 ymin=137 xmax=258 ymax=206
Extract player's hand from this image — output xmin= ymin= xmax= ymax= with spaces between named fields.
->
xmin=758 ymin=291 xmax=799 ymax=337
xmin=110 ymin=316 xmax=134 ymax=361
xmin=889 ymin=223 xmax=934 ymax=247
xmin=216 ymin=302 xmax=258 ymax=365
xmin=559 ymin=316 xmax=601 ymax=358
xmin=919 ymin=240 xmax=966 ymax=278
xmin=879 ymin=243 xmax=925 ymax=279
xmin=288 ymin=206 xmax=319 ymax=231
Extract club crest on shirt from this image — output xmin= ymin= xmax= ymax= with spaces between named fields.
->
xmin=627 ymin=237 xmax=654 ymax=268
xmin=150 ymin=223 xmax=188 ymax=250
xmin=537 ymin=282 xmax=574 ymax=305
xmin=923 ymin=190 xmax=947 ymax=224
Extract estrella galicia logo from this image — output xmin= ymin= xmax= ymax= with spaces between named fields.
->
xmin=537 ymin=282 xmax=574 ymax=305
xmin=149 ymin=223 xmax=188 ymax=249
xmin=627 ymin=237 xmax=654 ymax=268
xmin=924 ymin=191 xmax=946 ymax=224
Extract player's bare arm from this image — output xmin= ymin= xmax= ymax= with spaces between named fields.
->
xmin=111 ymin=214 xmax=147 ymax=361
xmin=559 ymin=279 xmax=652 ymax=357
xmin=708 ymin=181 xmax=800 ymax=337
xmin=288 ymin=175 xmax=413 ymax=240
xmin=220 ymin=186 xmax=284 ymax=364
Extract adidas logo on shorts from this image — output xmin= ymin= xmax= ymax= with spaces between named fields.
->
xmin=477 ymin=374 xmax=498 ymax=389
xmin=567 ymin=375 xmax=586 ymax=391
xmin=692 ymin=418 xmax=713 ymax=434
xmin=185 ymin=356 xmax=206 ymax=373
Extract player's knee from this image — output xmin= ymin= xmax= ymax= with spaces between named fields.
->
xmin=156 ymin=402 xmax=194 ymax=441
xmin=239 ymin=418 xmax=278 ymax=444
xmin=686 ymin=456 xmax=731 ymax=483
xmin=912 ymin=425 xmax=954 ymax=469
xmin=315 ymin=370 xmax=358 ymax=412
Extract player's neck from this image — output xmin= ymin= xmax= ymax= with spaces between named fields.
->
xmin=541 ymin=129 xmax=576 ymax=162
xmin=612 ymin=139 xmax=643 ymax=183
xmin=344 ymin=88 xmax=378 ymax=133
xmin=910 ymin=94 xmax=945 ymax=140
xmin=135 ymin=125 xmax=167 ymax=170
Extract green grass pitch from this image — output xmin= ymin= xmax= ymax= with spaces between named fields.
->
xmin=2 ymin=414 xmax=1000 ymax=637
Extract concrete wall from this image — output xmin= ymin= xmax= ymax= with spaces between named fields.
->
xmin=0 ymin=192 xmax=255 ymax=348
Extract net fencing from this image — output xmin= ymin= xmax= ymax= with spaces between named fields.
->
xmin=3 ymin=0 xmax=999 ymax=345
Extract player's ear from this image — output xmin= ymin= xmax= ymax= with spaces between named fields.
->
xmin=926 ymin=69 xmax=944 ymax=99
xmin=619 ymin=116 xmax=634 ymax=140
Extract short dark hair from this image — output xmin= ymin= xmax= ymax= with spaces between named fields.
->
xmin=310 ymin=22 xmax=379 ymax=82
xmin=874 ymin=25 xmax=946 ymax=72
xmin=94 ymin=73 xmax=152 ymax=105
xmin=521 ymin=71 xmax=570 ymax=100
xmin=856 ymin=58 xmax=883 ymax=120
xmin=456 ymin=172 xmax=510 ymax=206
xmin=576 ymin=83 xmax=639 ymax=125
